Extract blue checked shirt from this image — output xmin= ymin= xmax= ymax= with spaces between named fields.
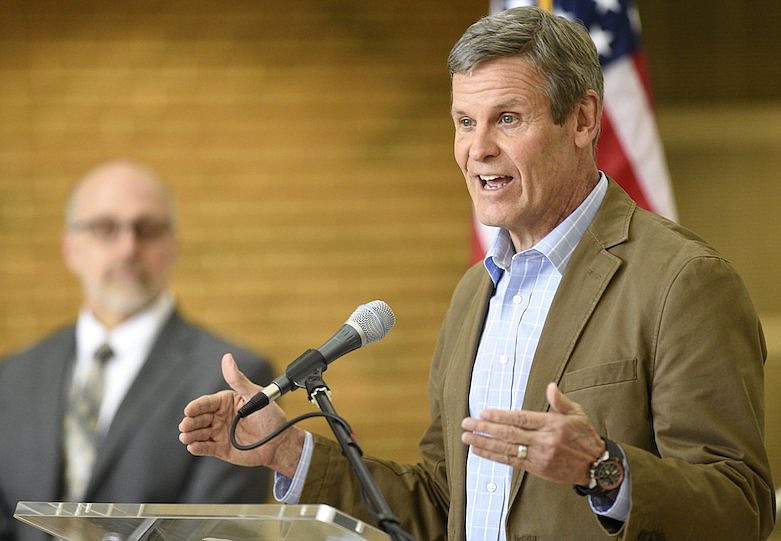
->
xmin=465 ymin=174 xmax=628 ymax=541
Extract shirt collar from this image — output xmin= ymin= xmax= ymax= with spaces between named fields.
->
xmin=483 ymin=173 xmax=608 ymax=286
xmin=76 ymin=293 xmax=175 ymax=362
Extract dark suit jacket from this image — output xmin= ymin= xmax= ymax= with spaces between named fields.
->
xmin=0 ymin=309 xmax=274 ymax=541
xmin=298 ymin=181 xmax=775 ymax=540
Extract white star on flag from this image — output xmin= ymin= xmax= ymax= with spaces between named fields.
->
xmin=589 ymin=25 xmax=614 ymax=57
xmin=594 ymin=0 xmax=621 ymax=15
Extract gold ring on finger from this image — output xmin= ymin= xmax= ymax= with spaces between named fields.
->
xmin=516 ymin=444 xmax=528 ymax=460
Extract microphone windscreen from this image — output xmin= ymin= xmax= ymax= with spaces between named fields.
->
xmin=349 ymin=300 xmax=396 ymax=345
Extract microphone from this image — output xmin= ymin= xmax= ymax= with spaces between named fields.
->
xmin=237 ymin=300 xmax=396 ymax=417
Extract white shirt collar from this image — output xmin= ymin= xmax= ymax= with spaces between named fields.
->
xmin=483 ymin=173 xmax=608 ymax=285
xmin=76 ymin=293 xmax=175 ymax=364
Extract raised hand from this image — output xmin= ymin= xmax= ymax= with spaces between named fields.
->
xmin=179 ymin=353 xmax=305 ymax=478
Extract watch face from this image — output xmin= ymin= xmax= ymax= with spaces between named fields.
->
xmin=595 ymin=458 xmax=624 ymax=491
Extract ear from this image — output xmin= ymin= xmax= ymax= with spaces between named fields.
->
xmin=573 ymin=90 xmax=601 ymax=149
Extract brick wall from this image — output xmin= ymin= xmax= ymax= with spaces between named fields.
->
xmin=0 ymin=0 xmax=484 ymax=464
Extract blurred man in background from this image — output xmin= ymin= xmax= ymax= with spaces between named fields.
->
xmin=0 ymin=160 xmax=274 ymax=541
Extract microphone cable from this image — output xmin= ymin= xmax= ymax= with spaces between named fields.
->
xmin=229 ymin=410 xmax=354 ymax=451
xmin=228 ymin=408 xmax=418 ymax=541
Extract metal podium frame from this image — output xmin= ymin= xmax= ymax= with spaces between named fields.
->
xmin=14 ymin=501 xmax=391 ymax=541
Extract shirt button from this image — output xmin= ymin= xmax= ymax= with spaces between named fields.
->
xmin=487 ymin=481 xmax=497 ymax=493
xmin=499 ymin=353 xmax=509 ymax=365
xmin=512 ymin=294 xmax=522 ymax=304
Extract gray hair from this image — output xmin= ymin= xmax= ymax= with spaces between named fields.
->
xmin=447 ymin=6 xmax=603 ymax=126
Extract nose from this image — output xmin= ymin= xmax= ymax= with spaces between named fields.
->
xmin=114 ymin=226 xmax=141 ymax=255
xmin=468 ymin=125 xmax=500 ymax=162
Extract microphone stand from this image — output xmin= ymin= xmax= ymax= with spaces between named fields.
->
xmin=304 ymin=373 xmax=417 ymax=541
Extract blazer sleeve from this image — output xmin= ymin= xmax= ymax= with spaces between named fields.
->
xmin=614 ymin=255 xmax=775 ymax=539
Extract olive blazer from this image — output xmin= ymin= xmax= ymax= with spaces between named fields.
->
xmin=300 ymin=180 xmax=774 ymax=541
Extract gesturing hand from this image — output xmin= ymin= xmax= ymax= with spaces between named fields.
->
xmin=178 ymin=353 xmax=305 ymax=478
xmin=461 ymin=382 xmax=604 ymax=485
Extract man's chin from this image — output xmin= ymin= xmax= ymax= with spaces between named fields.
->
xmin=475 ymin=215 xmax=503 ymax=230
xmin=100 ymin=291 xmax=157 ymax=320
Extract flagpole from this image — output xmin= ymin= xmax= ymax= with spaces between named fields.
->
xmin=537 ymin=0 xmax=553 ymax=11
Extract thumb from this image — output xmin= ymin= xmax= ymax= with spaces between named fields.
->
xmin=546 ymin=381 xmax=584 ymax=416
xmin=221 ymin=353 xmax=260 ymax=399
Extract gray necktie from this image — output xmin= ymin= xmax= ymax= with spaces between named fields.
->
xmin=63 ymin=343 xmax=113 ymax=501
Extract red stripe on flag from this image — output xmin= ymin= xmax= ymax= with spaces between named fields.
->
xmin=596 ymin=111 xmax=651 ymax=211
xmin=630 ymin=51 xmax=653 ymax=106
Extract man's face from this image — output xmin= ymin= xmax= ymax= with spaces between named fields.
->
xmin=451 ymin=56 xmax=594 ymax=250
xmin=62 ymin=165 xmax=178 ymax=327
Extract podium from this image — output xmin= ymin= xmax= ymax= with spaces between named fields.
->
xmin=14 ymin=501 xmax=391 ymax=541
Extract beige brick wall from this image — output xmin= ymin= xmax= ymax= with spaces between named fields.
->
xmin=0 ymin=1 xmax=486 ymax=463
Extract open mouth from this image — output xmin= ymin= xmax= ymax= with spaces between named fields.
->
xmin=478 ymin=174 xmax=512 ymax=190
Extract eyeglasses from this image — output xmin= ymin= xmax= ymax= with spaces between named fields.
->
xmin=69 ymin=217 xmax=173 ymax=243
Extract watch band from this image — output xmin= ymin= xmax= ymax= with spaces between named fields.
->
xmin=573 ymin=437 xmax=625 ymax=497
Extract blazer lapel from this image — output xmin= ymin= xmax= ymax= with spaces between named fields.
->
xmin=86 ymin=311 xmax=191 ymax=493
xmin=508 ymin=180 xmax=633 ymax=503
xmin=440 ymin=268 xmax=494 ymax=541
xmin=443 ymin=271 xmax=494 ymax=488
xmin=522 ymin=239 xmax=622 ymax=413
xmin=43 ymin=331 xmax=78 ymax=499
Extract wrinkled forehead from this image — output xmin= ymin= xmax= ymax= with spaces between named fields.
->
xmin=450 ymin=56 xmax=547 ymax=108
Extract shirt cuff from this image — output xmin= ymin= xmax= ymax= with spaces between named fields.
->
xmin=272 ymin=431 xmax=314 ymax=503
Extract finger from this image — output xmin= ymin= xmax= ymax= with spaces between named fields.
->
xmin=461 ymin=422 xmax=530 ymax=456
xmin=221 ymin=353 xmax=262 ymax=398
xmin=546 ymin=381 xmax=582 ymax=416
xmin=184 ymin=440 xmax=219 ymax=457
xmin=182 ymin=391 xmax=223 ymax=418
xmin=461 ymin=430 xmax=516 ymax=457
xmin=462 ymin=432 xmax=531 ymax=469
xmin=465 ymin=409 xmax=547 ymax=434
xmin=178 ymin=424 xmax=217 ymax=445
xmin=469 ymin=444 xmax=517 ymax=465
xmin=179 ymin=404 xmax=220 ymax=439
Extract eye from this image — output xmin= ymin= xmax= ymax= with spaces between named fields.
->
xmin=500 ymin=113 xmax=517 ymax=125
xmin=86 ymin=219 xmax=121 ymax=241
xmin=134 ymin=219 xmax=171 ymax=240
xmin=457 ymin=116 xmax=474 ymax=128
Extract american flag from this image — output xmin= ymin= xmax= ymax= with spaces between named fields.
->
xmin=472 ymin=0 xmax=676 ymax=262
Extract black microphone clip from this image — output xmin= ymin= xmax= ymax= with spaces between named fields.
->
xmin=237 ymin=348 xmax=327 ymax=418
